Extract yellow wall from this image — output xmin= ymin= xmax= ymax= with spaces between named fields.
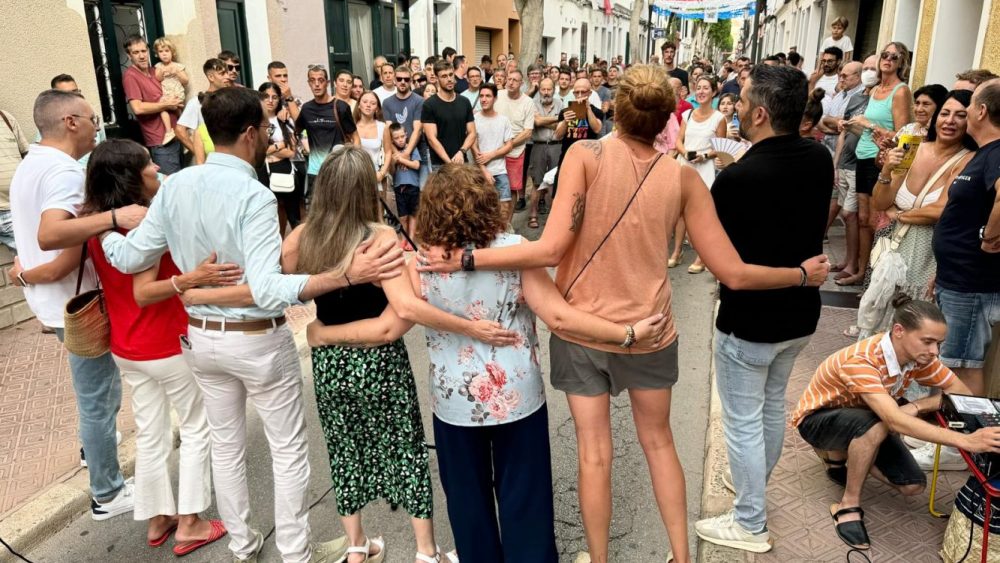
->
xmin=909 ymin=0 xmax=936 ymax=88
xmin=980 ymin=0 xmax=1000 ymax=74
xmin=462 ymin=0 xmax=519 ymax=61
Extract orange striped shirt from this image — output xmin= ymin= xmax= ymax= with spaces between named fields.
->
xmin=791 ymin=334 xmax=955 ymax=427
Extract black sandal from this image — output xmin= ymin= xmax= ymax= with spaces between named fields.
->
xmin=822 ymin=457 xmax=847 ymax=487
xmin=830 ymin=504 xmax=870 ymax=550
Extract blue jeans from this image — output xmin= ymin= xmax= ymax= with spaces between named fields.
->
xmin=150 ymin=140 xmax=182 ymax=175
xmin=418 ymin=146 xmax=431 ymax=188
xmin=935 ymin=287 xmax=1000 ymax=369
xmin=55 ymin=329 xmax=125 ymax=501
xmin=714 ymin=329 xmax=810 ymax=532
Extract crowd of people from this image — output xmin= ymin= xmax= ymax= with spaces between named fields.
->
xmin=2 ymin=17 xmax=1000 ymax=563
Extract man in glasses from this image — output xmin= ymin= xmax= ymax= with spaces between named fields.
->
xmin=373 ymin=63 xmax=397 ymax=103
xmin=218 ymin=50 xmax=242 ymax=86
xmin=460 ymin=66 xmax=484 ymax=112
xmin=122 ymin=35 xmax=183 ymax=173
xmin=49 ymin=74 xmax=108 ymax=167
xmin=383 ymin=65 xmax=426 ymax=185
xmin=809 ymin=46 xmax=843 ymax=101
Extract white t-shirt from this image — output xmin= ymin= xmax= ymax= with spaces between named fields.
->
xmin=373 ymin=86 xmax=396 ymax=104
xmin=474 ymin=112 xmax=513 ymax=177
xmin=178 ymin=96 xmax=202 ymax=130
xmin=815 ymin=73 xmax=840 ymax=99
xmin=821 ymin=35 xmax=854 ymax=55
xmin=9 ymin=145 xmax=97 ymax=327
xmin=494 ymin=91 xmax=535 ymax=158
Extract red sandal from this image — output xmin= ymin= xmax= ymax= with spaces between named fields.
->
xmin=147 ymin=522 xmax=178 ymax=547
xmin=172 ymin=519 xmax=227 ymax=557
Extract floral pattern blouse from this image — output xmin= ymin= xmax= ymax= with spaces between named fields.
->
xmin=419 ymin=233 xmax=545 ymax=426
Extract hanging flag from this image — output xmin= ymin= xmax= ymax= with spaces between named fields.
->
xmin=604 ymin=0 xmax=613 ymax=16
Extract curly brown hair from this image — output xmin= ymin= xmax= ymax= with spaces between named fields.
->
xmin=416 ymin=164 xmax=506 ymax=249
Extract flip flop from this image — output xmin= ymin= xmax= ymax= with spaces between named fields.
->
xmin=147 ymin=522 xmax=178 ymax=547
xmin=172 ymin=519 xmax=227 ymax=557
xmin=843 ymin=325 xmax=860 ymax=338
xmin=830 ymin=504 xmax=870 ymax=550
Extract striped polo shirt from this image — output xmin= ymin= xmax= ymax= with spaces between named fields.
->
xmin=791 ymin=333 xmax=955 ymax=427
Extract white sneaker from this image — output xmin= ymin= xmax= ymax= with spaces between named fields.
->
xmin=90 ymin=477 xmax=134 ymax=520
xmin=309 ymin=535 xmax=349 ymax=563
xmin=80 ymin=431 xmax=122 ymax=468
xmin=912 ymin=443 xmax=967 ymax=471
xmin=903 ymin=435 xmax=928 ymax=449
xmin=695 ymin=510 xmax=773 ymax=553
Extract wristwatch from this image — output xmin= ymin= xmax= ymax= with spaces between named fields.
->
xmin=284 ymin=97 xmax=296 ymax=104
xmin=461 ymin=245 xmax=476 ymax=272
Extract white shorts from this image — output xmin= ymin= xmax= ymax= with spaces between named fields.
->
xmin=836 ymin=168 xmax=857 ymax=213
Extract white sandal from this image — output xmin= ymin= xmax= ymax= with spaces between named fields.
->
xmin=444 ymin=550 xmax=459 ymax=563
xmin=415 ymin=546 xmax=442 ymax=562
xmin=345 ymin=536 xmax=386 ymax=563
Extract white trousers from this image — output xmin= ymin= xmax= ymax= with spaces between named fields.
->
xmin=184 ymin=323 xmax=312 ymax=563
xmin=115 ymin=353 xmax=212 ymax=521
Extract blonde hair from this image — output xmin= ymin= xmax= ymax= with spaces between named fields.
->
xmin=296 ymin=145 xmax=388 ymax=275
xmin=153 ymin=37 xmax=178 ymax=61
xmin=831 ymin=17 xmax=849 ymax=30
xmin=613 ymin=64 xmax=677 ymax=142
xmin=883 ymin=41 xmax=911 ymax=82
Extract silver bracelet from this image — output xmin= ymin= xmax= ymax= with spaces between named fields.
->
xmin=620 ymin=325 xmax=636 ymax=349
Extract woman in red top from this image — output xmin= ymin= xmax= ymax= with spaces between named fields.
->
xmin=84 ymin=140 xmax=251 ymax=555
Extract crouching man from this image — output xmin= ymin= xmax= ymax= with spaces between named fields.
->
xmin=789 ymin=294 xmax=1000 ymax=552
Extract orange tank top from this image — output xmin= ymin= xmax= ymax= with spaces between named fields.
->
xmin=554 ymin=136 xmax=682 ymax=353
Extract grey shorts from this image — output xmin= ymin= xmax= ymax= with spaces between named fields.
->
xmin=549 ymin=334 xmax=679 ymax=396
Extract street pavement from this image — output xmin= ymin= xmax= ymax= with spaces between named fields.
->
xmin=23 ymin=216 xmax=719 ymax=563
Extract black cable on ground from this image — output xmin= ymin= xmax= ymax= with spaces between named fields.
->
xmin=263 ymin=484 xmax=336 ymax=543
xmin=0 ymin=535 xmax=35 ymax=563
xmin=846 ymin=547 xmax=872 ymax=563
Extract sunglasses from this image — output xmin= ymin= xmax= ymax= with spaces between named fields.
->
xmin=880 ymin=51 xmax=901 ymax=62
xmin=227 ymin=64 xmax=241 ymax=72
xmin=395 ymin=76 xmax=411 ymax=83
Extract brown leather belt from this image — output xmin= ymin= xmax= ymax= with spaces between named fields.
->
xmin=188 ymin=316 xmax=286 ymax=332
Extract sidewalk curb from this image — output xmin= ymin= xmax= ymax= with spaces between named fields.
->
xmin=697 ymin=303 xmax=754 ymax=563
xmin=0 ymin=326 xmax=313 ymax=562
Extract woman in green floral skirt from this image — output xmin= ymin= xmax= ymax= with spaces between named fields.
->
xmin=281 ymin=145 xmax=519 ymax=563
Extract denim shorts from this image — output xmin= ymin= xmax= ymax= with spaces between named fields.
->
xmin=935 ymin=287 xmax=1000 ymax=368
xmin=798 ymin=407 xmax=926 ymax=486
xmin=492 ymin=174 xmax=512 ymax=202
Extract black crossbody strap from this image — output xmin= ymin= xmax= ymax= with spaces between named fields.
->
xmin=562 ymin=152 xmax=665 ymax=298
xmin=74 ymin=242 xmax=88 ymax=296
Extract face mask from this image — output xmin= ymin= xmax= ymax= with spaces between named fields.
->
xmin=861 ymin=69 xmax=879 ymax=87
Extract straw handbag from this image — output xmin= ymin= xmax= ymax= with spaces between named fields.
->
xmin=63 ymin=243 xmax=110 ymax=358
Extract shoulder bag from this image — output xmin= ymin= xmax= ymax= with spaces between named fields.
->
xmin=265 ymin=159 xmax=295 ymax=193
xmin=563 ymin=150 xmax=665 ymax=298
xmin=870 ymin=148 xmax=969 ymax=266
xmin=63 ymin=243 xmax=110 ymax=358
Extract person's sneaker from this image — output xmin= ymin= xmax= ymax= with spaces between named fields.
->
xmin=695 ymin=510 xmax=773 ymax=553
xmin=91 ymin=477 xmax=134 ymax=520
xmin=515 ymin=198 xmax=527 ymax=211
xmin=81 ymin=431 xmax=122 ymax=468
xmin=903 ymin=435 xmax=929 ymax=449
xmin=912 ymin=443 xmax=967 ymax=471
xmin=722 ymin=468 xmax=736 ymax=494
xmin=309 ymin=535 xmax=349 ymax=562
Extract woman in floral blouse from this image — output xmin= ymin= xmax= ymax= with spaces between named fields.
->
xmin=309 ymin=164 xmax=668 ymax=563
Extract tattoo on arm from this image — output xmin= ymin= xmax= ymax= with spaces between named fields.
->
xmin=570 ymin=193 xmax=586 ymax=232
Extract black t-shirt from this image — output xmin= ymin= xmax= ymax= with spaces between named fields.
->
xmin=712 ymin=135 xmax=833 ymax=343
xmin=295 ymin=98 xmax=357 ymax=175
xmin=933 ymin=139 xmax=1000 ymax=293
xmin=668 ymin=67 xmax=689 ymax=88
xmin=369 ymin=78 xmax=381 ymax=90
xmin=557 ymin=104 xmax=605 ymax=157
xmin=421 ymin=93 xmax=474 ymax=164
xmin=455 ymin=77 xmax=469 ymax=94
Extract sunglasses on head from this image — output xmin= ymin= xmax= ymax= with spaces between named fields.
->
xmin=880 ymin=51 xmax=900 ymax=62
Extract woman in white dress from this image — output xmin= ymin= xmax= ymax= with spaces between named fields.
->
xmin=675 ymin=75 xmax=726 ymax=273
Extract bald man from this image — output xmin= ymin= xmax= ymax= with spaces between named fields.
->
xmin=529 ymin=78 xmax=563 ymax=221
xmin=552 ymin=78 xmax=604 ymax=193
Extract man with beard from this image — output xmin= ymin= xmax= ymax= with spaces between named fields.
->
xmin=382 ymin=65 xmax=425 ymax=183
xmin=422 ymin=61 xmax=476 ymax=171
xmin=810 ymin=47 xmax=843 ymax=101
xmin=122 ymin=35 xmax=183 ymax=172
xmin=528 ymin=78 xmax=562 ymax=226
xmin=661 ymin=42 xmax=688 ymax=90
xmin=99 ymin=87 xmax=404 ymax=563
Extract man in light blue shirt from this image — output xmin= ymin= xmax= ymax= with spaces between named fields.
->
xmin=101 ymin=87 xmax=402 ymax=563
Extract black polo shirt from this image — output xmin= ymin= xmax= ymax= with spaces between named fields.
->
xmin=933 ymin=139 xmax=1000 ymax=293
xmin=712 ymin=135 xmax=833 ymax=343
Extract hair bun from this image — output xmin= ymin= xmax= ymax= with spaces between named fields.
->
xmin=630 ymin=83 xmax=667 ymax=111
xmin=810 ymin=87 xmax=826 ymax=102
xmin=890 ymin=291 xmax=913 ymax=309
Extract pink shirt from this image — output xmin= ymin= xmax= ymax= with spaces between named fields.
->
xmin=122 ymin=65 xmax=176 ymax=147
